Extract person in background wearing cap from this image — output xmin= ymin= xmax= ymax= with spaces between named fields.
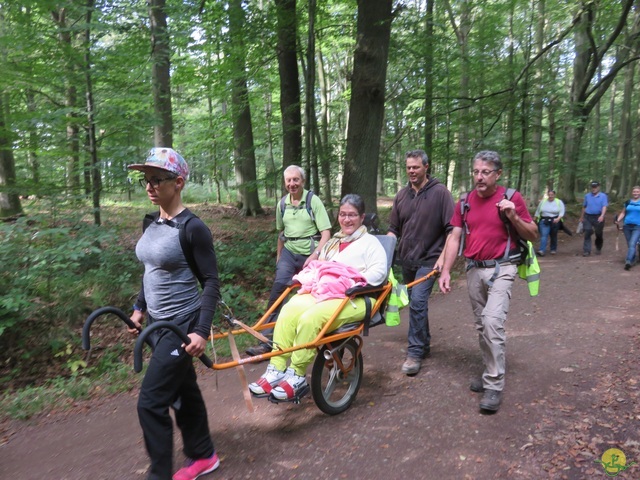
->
xmin=127 ymin=148 xmax=221 ymax=480
xmin=534 ymin=189 xmax=565 ymax=256
xmin=578 ymin=181 xmax=608 ymax=257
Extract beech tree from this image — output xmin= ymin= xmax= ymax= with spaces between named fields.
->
xmin=229 ymin=0 xmax=263 ymax=216
xmin=341 ymin=0 xmax=394 ymax=214
xmin=0 ymin=95 xmax=22 ymax=218
xmin=558 ymin=0 xmax=640 ymax=202
xmin=275 ymin=0 xmax=302 ymax=173
xmin=149 ymin=0 xmax=173 ymax=147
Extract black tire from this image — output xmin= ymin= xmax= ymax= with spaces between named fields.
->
xmin=311 ymin=337 xmax=363 ymax=415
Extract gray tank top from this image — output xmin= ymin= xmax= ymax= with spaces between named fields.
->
xmin=136 ymin=219 xmax=201 ymax=320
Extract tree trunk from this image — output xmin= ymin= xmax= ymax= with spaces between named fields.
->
xmin=317 ymin=47 xmax=332 ymax=203
xmin=633 ymin=99 xmax=640 ymax=188
xmin=275 ymin=0 xmax=302 ymax=171
xmin=149 ymin=0 xmax=173 ymax=147
xmin=529 ymin=0 xmax=545 ymax=199
xmin=606 ymin=80 xmax=617 ymax=187
xmin=610 ymin=58 xmax=636 ymax=200
xmin=423 ymin=0 xmax=434 ymax=157
xmin=0 ymin=94 xmax=22 ymax=218
xmin=444 ymin=0 xmax=472 ymax=192
xmin=306 ymin=0 xmax=321 ymax=196
xmin=25 ymin=90 xmax=40 ymax=190
xmin=51 ymin=8 xmax=80 ymax=194
xmin=264 ymin=93 xmax=277 ymax=202
xmin=229 ymin=0 xmax=263 ymax=216
xmin=592 ymin=66 xmax=602 ymax=189
xmin=342 ymin=0 xmax=394 ymax=214
xmin=84 ymin=0 xmax=100 ymax=225
xmin=505 ymin=7 xmax=516 ymax=181
xmin=547 ymin=98 xmax=557 ymax=185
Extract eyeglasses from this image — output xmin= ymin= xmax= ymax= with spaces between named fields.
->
xmin=472 ymin=169 xmax=497 ymax=177
xmin=338 ymin=212 xmax=361 ymax=219
xmin=139 ymin=176 xmax=176 ymax=188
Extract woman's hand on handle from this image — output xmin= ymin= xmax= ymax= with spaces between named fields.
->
xmin=128 ymin=310 xmax=144 ymax=335
xmin=183 ymin=333 xmax=207 ymax=358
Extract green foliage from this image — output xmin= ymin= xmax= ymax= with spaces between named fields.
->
xmin=215 ymin=237 xmax=274 ymax=322
xmin=0 ymin=336 xmax=141 ymax=420
xmin=0 ymin=360 xmax=137 ymax=421
xmin=1 ymin=386 xmax=48 ymax=421
xmin=0 ymin=209 xmax=140 ymax=338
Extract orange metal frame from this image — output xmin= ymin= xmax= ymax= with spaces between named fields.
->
xmin=208 ymin=270 xmax=439 ymax=371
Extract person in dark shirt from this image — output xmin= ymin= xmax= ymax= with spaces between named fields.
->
xmin=127 ymin=148 xmax=220 ymax=480
xmin=387 ymin=150 xmax=454 ymax=376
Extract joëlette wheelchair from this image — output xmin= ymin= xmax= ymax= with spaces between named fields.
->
xmin=82 ymin=234 xmax=438 ymax=415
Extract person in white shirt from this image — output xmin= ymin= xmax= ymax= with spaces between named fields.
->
xmin=249 ymin=194 xmax=387 ymax=401
xmin=534 ymin=189 xmax=565 ymax=256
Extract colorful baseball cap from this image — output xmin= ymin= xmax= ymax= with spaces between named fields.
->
xmin=128 ymin=147 xmax=189 ymax=181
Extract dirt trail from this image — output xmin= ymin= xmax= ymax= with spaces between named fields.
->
xmin=1 ymin=223 xmax=639 ymax=479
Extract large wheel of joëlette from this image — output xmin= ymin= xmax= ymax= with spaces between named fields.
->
xmin=311 ymin=337 xmax=363 ymax=415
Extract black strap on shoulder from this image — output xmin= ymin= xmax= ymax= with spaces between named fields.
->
xmin=177 ymin=212 xmax=204 ymax=288
xmin=143 ymin=211 xmax=160 ymax=233
xmin=458 ymin=192 xmax=470 ymax=256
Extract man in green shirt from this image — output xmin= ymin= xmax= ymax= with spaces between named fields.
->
xmin=246 ymin=165 xmax=331 ymax=356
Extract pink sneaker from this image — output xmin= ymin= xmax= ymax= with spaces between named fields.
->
xmin=173 ymin=453 xmax=220 ymax=480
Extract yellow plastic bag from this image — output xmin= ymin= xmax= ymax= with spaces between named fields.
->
xmin=385 ymin=270 xmax=409 ymax=326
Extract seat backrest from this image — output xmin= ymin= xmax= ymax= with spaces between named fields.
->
xmin=374 ymin=234 xmax=397 ymax=273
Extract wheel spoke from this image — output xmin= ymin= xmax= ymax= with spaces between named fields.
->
xmin=323 ymin=367 xmax=339 ymax=397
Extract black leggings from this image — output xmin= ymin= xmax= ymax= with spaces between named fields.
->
xmin=137 ymin=311 xmax=214 ymax=480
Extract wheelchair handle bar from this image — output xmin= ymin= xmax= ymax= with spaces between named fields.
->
xmin=82 ymin=306 xmax=152 ymax=351
xmin=134 ymin=321 xmax=213 ymax=373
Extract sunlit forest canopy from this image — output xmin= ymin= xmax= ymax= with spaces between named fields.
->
xmin=1 ymin=0 xmax=639 ymax=220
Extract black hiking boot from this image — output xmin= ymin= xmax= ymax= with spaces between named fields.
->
xmin=479 ymin=389 xmax=502 ymax=412
xmin=469 ymin=378 xmax=484 ymax=393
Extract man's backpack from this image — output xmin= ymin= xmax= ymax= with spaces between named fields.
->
xmin=279 ymin=189 xmax=316 ymax=223
xmin=142 ymin=211 xmax=205 ymax=288
xmin=459 ymin=188 xmax=527 ymax=265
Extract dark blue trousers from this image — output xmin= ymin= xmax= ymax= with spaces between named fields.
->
xmin=402 ymin=265 xmax=437 ymax=359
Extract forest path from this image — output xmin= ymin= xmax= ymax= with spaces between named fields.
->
xmin=1 ymin=222 xmax=639 ymax=479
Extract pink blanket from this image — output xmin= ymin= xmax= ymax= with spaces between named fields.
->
xmin=293 ymin=260 xmax=367 ymax=302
